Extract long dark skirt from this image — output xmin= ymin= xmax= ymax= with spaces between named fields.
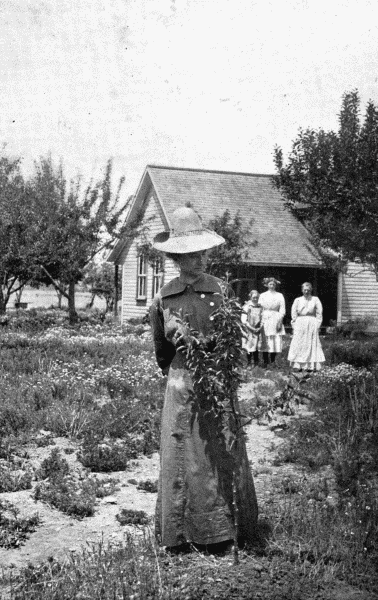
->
xmin=155 ymin=356 xmax=258 ymax=548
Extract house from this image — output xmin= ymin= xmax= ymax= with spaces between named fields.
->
xmin=338 ymin=262 xmax=378 ymax=327
xmin=108 ymin=165 xmax=377 ymax=327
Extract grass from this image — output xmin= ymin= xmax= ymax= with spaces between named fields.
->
xmin=0 ymin=310 xmax=377 ymax=598
xmin=3 ymin=531 xmax=352 ymax=600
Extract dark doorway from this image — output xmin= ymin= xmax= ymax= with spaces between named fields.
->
xmin=233 ymin=265 xmax=337 ymax=327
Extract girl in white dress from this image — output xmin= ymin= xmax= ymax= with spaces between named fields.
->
xmin=241 ymin=290 xmax=263 ymax=367
xmin=288 ymin=282 xmax=325 ymax=372
xmin=259 ymin=277 xmax=286 ymax=368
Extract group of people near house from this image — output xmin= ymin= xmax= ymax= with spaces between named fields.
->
xmin=148 ymin=205 xmax=326 ymax=554
xmin=241 ymin=277 xmax=325 ymax=372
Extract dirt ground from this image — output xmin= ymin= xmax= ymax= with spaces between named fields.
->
xmin=0 ymin=378 xmax=374 ymax=600
xmin=0 ymin=378 xmax=287 ymax=572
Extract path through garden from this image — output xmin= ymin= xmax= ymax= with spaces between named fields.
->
xmin=0 ymin=376 xmax=292 ymax=570
xmin=0 ymin=374 xmax=373 ymax=600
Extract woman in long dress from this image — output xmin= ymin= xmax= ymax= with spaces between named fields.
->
xmin=259 ymin=277 xmax=286 ymax=368
xmin=288 ymin=282 xmax=325 ymax=372
xmin=150 ymin=207 xmax=258 ymax=550
xmin=241 ymin=290 xmax=262 ymax=367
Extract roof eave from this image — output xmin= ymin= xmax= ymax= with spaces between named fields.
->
xmin=245 ymin=261 xmax=324 ymax=268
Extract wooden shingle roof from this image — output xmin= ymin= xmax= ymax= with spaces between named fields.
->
xmin=108 ymin=165 xmax=323 ymax=267
xmin=147 ymin=166 xmax=322 ymax=267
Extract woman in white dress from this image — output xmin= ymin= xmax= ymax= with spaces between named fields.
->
xmin=259 ymin=277 xmax=286 ymax=368
xmin=288 ymin=282 xmax=325 ymax=372
xmin=241 ymin=290 xmax=263 ymax=367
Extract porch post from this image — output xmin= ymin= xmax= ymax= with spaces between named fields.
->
xmin=336 ymin=270 xmax=343 ymax=326
xmin=313 ymin=269 xmax=318 ymax=295
xmin=114 ymin=264 xmax=119 ymax=320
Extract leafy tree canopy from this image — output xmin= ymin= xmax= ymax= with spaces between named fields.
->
xmin=27 ymin=156 xmax=129 ymax=322
xmin=0 ymin=153 xmax=39 ymax=312
xmin=207 ymin=210 xmax=255 ymax=279
xmin=274 ymin=90 xmax=378 ymax=276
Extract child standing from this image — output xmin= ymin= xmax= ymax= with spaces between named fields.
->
xmin=242 ymin=290 xmax=263 ymax=367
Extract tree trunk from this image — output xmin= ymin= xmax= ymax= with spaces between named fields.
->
xmin=56 ymin=290 xmax=64 ymax=309
xmin=0 ymin=288 xmax=6 ymax=315
xmin=68 ymin=280 xmax=78 ymax=324
xmin=15 ymin=287 xmax=24 ymax=304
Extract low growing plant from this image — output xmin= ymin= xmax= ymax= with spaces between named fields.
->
xmin=116 ymin=508 xmax=150 ymax=525
xmin=0 ymin=500 xmax=40 ymax=549
xmin=33 ymin=475 xmax=98 ymax=518
xmin=78 ymin=437 xmax=130 ymax=472
xmin=0 ymin=461 xmax=33 ymax=493
xmin=326 ymin=338 xmax=378 ymax=369
xmin=137 ymin=479 xmax=158 ymax=493
xmin=36 ymin=448 xmax=70 ymax=481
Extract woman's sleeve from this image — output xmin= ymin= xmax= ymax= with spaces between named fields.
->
xmin=241 ymin=304 xmax=248 ymax=325
xmin=149 ymin=295 xmax=176 ymax=372
xmin=315 ymin=297 xmax=323 ymax=328
xmin=291 ymin=297 xmax=299 ymax=322
xmin=279 ymin=293 xmax=286 ymax=317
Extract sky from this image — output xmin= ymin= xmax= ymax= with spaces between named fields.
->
xmin=1 ymin=0 xmax=378 ymax=201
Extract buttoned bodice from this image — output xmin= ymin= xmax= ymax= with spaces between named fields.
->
xmin=150 ymin=273 xmax=224 ymax=371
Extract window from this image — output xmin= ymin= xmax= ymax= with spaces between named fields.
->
xmin=137 ymin=255 xmax=147 ymax=299
xmin=152 ymin=258 xmax=163 ymax=297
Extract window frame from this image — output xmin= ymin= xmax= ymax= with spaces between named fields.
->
xmin=151 ymin=257 xmax=163 ymax=298
xmin=136 ymin=254 xmax=148 ymax=300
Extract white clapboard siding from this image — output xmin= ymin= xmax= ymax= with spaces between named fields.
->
xmin=341 ymin=262 xmax=378 ymax=322
xmin=121 ymin=192 xmax=179 ymax=322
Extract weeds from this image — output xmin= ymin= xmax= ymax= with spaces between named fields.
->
xmin=0 ymin=462 xmax=33 ymax=493
xmin=0 ymin=500 xmax=40 ymax=548
xmin=137 ymin=479 xmax=158 ymax=493
xmin=116 ymin=508 xmax=150 ymax=525
xmin=78 ymin=437 xmax=130 ymax=472
xmin=1 ymin=309 xmax=377 ymax=598
xmin=32 ymin=448 xmax=123 ymax=517
xmin=36 ymin=448 xmax=70 ymax=480
xmin=33 ymin=474 xmax=98 ymax=518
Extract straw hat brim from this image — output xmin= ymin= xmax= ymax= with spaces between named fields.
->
xmin=153 ymin=229 xmax=225 ymax=254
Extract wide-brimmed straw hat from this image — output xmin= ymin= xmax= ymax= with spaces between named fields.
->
xmin=152 ymin=207 xmax=225 ymax=254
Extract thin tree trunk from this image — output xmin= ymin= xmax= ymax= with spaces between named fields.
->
xmin=114 ymin=264 xmax=119 ymax=319
xmin=0 ymin=288 xmax=6 ymax=314
xmin=68 ymin=280 xmax=77 ymax=324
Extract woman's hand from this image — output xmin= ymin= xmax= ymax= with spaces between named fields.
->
xmin=276 ymin=317 xmax=283 ymax=332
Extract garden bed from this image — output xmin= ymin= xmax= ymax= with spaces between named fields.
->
xmin=0 ymin=310 xmax=377 ymax=599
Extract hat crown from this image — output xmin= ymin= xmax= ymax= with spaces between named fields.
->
xmin=170 ymin=207 xmax=202 ymax=236
xmin=152 ymin=205 xmax=225 ymax=253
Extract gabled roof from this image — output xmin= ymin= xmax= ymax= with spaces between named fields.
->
xmin=108 ymin=165 xmax=323 ymax=267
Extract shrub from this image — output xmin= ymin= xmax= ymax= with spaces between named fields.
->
xmin=33 ymin=448 xmax=98 ymax=517
xmin=77 ymin=437 xmax=129 ymax=472
xmin=0 ymin=400 xmax=32 ymax=436
xmin=116 ymin=508 xmax=150 ymax=525
xmin=36 ymin=448 xmax=70 ymax=481
xmin=137 ymin=479 xmax=158 ymax=493
xmin=326 ymin=339 xmax=378 ymax=369
xmin=0 ymin=500 xmax=40 ymax=548
xmin=6 ymin=308 xmax=68 ymax=333
xmin=92 ymin=476 xmax=120 ymax=498
xmin=0 ymin=461 xmax=33 ymax=493
xmin=33 ymin=476 xmax=98 ymax=518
